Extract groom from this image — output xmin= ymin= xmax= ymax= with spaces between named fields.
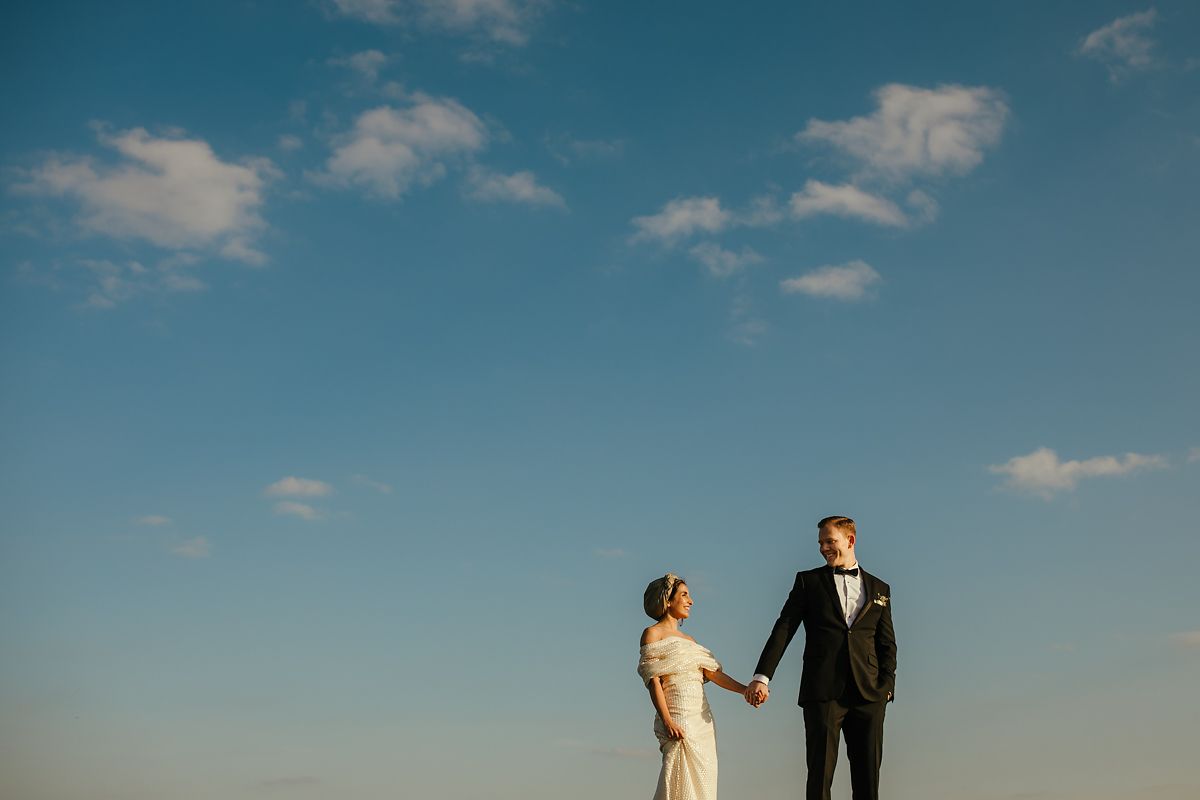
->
xmin=745 ymin=516 xmax=897 ymax=800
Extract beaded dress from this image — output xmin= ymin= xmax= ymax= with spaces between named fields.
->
xmin=637 ymin=636 xmax=722 ymax=800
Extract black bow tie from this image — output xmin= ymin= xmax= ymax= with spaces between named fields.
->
xmin=834 ymin=567 xmax=859 ymax=576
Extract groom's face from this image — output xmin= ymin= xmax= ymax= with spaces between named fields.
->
xmin=818 ymin=526 xmax=855 ymax=567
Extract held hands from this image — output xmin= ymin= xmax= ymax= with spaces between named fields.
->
xmin=744 ymin=680 xmax=769 ymax=707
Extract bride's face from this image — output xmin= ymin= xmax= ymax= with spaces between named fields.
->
xmin=666 ymin=584 xmax=693 ymax=620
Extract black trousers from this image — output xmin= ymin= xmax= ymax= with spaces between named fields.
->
xmin=801 ymin=687 xmax=887 ymax=800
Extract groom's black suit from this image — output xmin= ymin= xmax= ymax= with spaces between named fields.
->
xmin=755 ymin=565 xmax=897 ymax=800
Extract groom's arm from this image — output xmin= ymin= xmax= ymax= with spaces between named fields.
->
xmin=753 ymin=572 xmax=806 ymax=682
xmin=875 ymin=583 xmax=897 ymax=701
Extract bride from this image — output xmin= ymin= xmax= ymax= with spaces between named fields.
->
xmin=638 ymin=574 xmax=748 ymax=800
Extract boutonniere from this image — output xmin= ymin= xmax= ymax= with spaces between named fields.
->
xmin=873 ymin=594 xmax=889 ymax=607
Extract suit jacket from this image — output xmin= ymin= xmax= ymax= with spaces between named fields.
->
xmin=754 ymin=565 xmax=897 ymax=706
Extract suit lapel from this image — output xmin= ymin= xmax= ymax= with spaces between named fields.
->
xmin=821 ymin=566 xmax=847 ymax=628
xmin=852 ymin=569 xmax=879 ymax=629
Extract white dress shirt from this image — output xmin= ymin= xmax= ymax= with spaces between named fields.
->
xmin=752 ymin=563 xmax=864 ymax=688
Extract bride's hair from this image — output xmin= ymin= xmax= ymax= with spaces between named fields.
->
xmin=643 ymin=573 xmax=686 ymax=620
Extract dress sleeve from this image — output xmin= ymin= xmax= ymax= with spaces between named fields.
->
xmin=637 ymin=640 xmax=721 ymax=685
xmin=697 ymin=646 xmax=720 ymax=680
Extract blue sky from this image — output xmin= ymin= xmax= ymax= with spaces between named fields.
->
xmin=2 ymin=2 xmax=1199 ymax=799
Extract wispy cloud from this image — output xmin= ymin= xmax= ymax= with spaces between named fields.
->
xmin=328 ymin=49 xmax=389 ymax=82
xmin=798 ymin=83 xmax=1008 ymax=179
xmin=15 ymin=125 xmax=273 ymax=265
xmin=630 ymin=196 xmax=730 ymax=244
xmin=593 ymin=548 xmax=626 ymax=559
xmin=780 ymin=260 xmax=881 ymax=301
xmin=315 ymin=95 xmax=487 ymax=199
xmin=136 ymin=514 xmax=172 ymax=526
xmin=273 ymin=501 xmax=321 ymax=521
xmin=331 ymin=0 xmax=399 ymax=24
xmin=906 ymin=189 xmax=940 ymax=224
xmin=264 ymin=477 xmax=333 ymax=497
xmin=277 ymin=134 xmax=303 ymax=152
xmin=557 ymin=738 xmax=657 ymax=760
xmin=351 ymin=474 xmax=394 ymax=494
xmin=171 ymin=536 xmax=210 ymax=558
xmin=1170 ymin=630 xmax=1200 ymax=649
xmin=729 ymin=293 xmax=767 ymax=346
xmin=789 ymin=180 xmax=908 ymax=226
xmin=1078 ymin=9 xmax=1159 ymax=81
xmin=545 ymin=134 xmax=625 ymax=165
xmin=331 ymin=0 xmax=550 ymax=47
xmin=989 ymin=447 xmax=1168 ymax=498
xmin=464 ymin=166 xmax=565 ymax=208
xmin=1187 ymin=447 xmax=1200 ymax=463
xmin=738 ymin=195 xmax=785 ymax=227
xmin=972 ymin=785 xmax=1200 ymax=800
xmin=688 ymin=242 xmax=762 ymax=278
xmin=256 ymin=775 xmax=323 ymax=791
xmin=590 ymin=745 xmax=658 ymax=760
xmin=71 ymin=257 xmax=207 ymax=309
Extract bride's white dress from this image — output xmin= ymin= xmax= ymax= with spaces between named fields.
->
xmin=637 ymin=636 xmax=722 ymax=800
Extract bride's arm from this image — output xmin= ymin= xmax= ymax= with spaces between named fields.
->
xmin=702 ymin=668 xmax=748 ymax=695
xmin=646 ymin=677 xmax=686 ymax=739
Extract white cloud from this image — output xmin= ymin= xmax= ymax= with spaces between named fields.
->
xmin=329 ymin=49 xmax=389 ymax=81
xmin=464 ymin=166 xmax=565 ymax=207
xmin=332 ymin=0 xmax=547 ymax=46
xmin=1078 ymin=10 xmax=1158 ymax=80
xmin=17 ymin=126 xmax=272 ymax=263
xmin=273 ymin=501 xmax=321 ymax=520
xmin=171 ymin=536 xmax=210 ymax=558
xmin=630 ymin=196 xmax=730 ymax=244
xmin=277 ymin=134 xmax=303 ymax=152
xmin=317 ymin=97 xmax=487 ymax=198
xmin=351 ymin=474 xmax=394 ymax=494
xmin=687 ymin=242 xmax=762 ymax=278
xmin=632 ymin=182 xmax=918 ymax=252
xmin=264 ymin=476 xmax=333 ymax=497
xmin=799 ymin=83 xmax=1009 ymax=179
xmin=789 ymin=180 xmax=908 ymax=226
xmin=137 ymin=515 xmax=172 ymax=526
xmin=989 ymin=447 xmax=1168 ymax=498
xmin=780 ymin=260 xmax=881 ymax=301
xmin=1171 ymin=631 xmax=1200 ymax=649
xmin=1188 ymin=447 xmax=1200 ymax=463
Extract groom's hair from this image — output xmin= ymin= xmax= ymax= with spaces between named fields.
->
xmin=817 ymin=516 xmax=856 ymax=536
